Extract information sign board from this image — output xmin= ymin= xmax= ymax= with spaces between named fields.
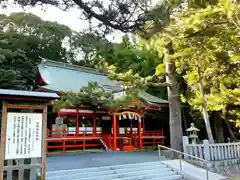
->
xmin=5 ymin=113 xmax=42 ymax=160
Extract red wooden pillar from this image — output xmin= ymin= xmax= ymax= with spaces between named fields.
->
xmin=113 ymin=113 xmax=117 ymax=152
xmin=138 ymin=118 xmax=142 ymax=150
xmin=76 ymin=108 xmax=79 ymax=136
xmin=93 ymin=114 xmax=97 ymax=136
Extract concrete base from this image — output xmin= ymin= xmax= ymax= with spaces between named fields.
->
xmin=162 ymin=160 xmax=228 ymax=180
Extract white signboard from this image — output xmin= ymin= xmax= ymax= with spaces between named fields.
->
xmin=5 ymin=113 xmax=42 ymax=160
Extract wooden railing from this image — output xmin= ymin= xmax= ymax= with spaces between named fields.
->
xmin=142 ymin=130 xmax=164 ymax=136
xmin=183 ymin=136 xmax=240 ymax=163
xmin=102 ymin=130 xmax=165 ymax=149
xmin=141 ymin=130 xmax=164 ymax=147
xmin=46 ymin=129 xmax=102 ymax=138
xmin=46 ymin=129 xmax=165 ymax=152
xmin=46 ymin=129 xmax=103 ymax=152
xmin=123 ymin=129 xmax=164 ymax=136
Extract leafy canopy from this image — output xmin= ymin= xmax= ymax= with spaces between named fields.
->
xmin=0 ymin=12 xmax=79 ymax=90
xmin=153 ymin=1 xmax=240 ymax=126
xmin=0 ymin=0 xmax=173 ymax=36
xmin=53 ymin=82 xmax=143 ymax=111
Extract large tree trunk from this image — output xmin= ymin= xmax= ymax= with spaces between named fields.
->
xmin=223 ymin=109 xmax=238 ymax=141
xmin=199 ymin=82 xmax=214 ymax=143
xmin=223 ymin=118 xmax=238 ymax=141
xmin=213 ymin=111 xmax=224 ymax=143
xmin=195 ymin=60 xmax=214 ymax=143
xmin=164 ymin=40 xmax=183 ymax=151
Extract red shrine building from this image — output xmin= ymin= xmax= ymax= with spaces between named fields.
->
xmin=36 ymin=59 xmax=168 ymax=152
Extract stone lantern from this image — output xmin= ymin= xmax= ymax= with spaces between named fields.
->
xmin=186 ymin=123 xmax=199 ymax=144
xmin=53 ymin=116 xmax=67 ymax=136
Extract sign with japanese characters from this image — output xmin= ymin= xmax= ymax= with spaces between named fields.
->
xmin=5 ymin=113 xmax=42 ymax=160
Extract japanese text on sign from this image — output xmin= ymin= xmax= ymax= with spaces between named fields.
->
xmin=5 ymin=113 xmax=42 ymax=160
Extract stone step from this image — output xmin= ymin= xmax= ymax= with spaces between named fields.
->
xmin=47 ymin=164 xmax=167 ymax=178
xmin=48 ymin=168 xmax=176 ymax=180
xmin=69 ymin=174 xmax=183 ymax=180
xmin=46 ymin=161 xmax=164 ymax=176
xmin=47 ymin=161 xmax=183 ymax=180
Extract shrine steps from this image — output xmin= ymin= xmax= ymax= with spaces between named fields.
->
xmin=46 ymin=161 xmax=184 ymax=180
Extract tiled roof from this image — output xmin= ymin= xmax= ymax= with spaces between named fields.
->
xmin=0 ymin=89 xmax=59 ymax=98
xmin=138 ymin=91 xmax=168 ymax=104
xmin=38 ymin=58 xmax=168 ymax=104
xmin=38 ymin=58 xmax=122 ymax=93
xmin=113 ymin=90 xmax=168 ymax=104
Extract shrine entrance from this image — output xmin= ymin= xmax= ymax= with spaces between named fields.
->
xmin=46 ymin=106 xmax=165 ymax=152
xmin=101 ymin=108 xmax=143 ymax=152
xmin=116 ymin=110 xmax=142 ymax=151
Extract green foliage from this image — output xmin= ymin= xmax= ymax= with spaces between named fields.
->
xmin=53 ymin=82 xmax=143 ymax=111
xmin=233 ymin=109 xmax=240 ymax=127
xmin=0 ymin=44 xmax=36 ymax=89
xmin=151 ymin=1 xmax=240 ymax=126
xmin=70 ymin=32 xmax=109 ymax=66
xmin=0 ymin=12 xmax=80 ymax=90
xmin=0 ymin=12 xmax=74 ymax=63
xmin=71 ymin=33 xmax=167 ymax=99
xmin=0 ymin=0 xmax=177 ymax=35
xmin=73 ymin=34 xmax=160 ymax=77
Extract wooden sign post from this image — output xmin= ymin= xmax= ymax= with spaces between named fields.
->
xmin=0 ymin=89 xmax=59 ymax=180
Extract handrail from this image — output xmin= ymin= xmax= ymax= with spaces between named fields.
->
xmin=158 ymin=144 xmax=207 ymax=162
xmin=157 ymin=144 xmax=209 ymax=180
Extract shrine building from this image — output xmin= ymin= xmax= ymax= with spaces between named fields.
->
xmin=36 ymin=59 xmax=169 ymax=152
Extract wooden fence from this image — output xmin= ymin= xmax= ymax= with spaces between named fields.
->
xmin=4 ymin=158 xmax=41 ymax=180
xmin=182 ymin=136 xmax=240 ymax=164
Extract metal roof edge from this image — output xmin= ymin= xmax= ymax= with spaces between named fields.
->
xmin=137 ymin=91 xmax=169 ymax=104
xmin=0 ymin=89 xmax=59 ymax=99
xmin=37 ymin=87 xmax=61 ymax=94
xmin=39 ymin=57 xmax=107 ymax=76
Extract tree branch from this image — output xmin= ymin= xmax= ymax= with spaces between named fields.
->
xmin=147 ymin=82 xmax=172 ymax=87
xmin=185 ymin=20 xmax=229 ymax=38
xmin=72 ymin=0 xmax=142 ymax=32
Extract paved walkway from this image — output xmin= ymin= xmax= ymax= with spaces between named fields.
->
xmin=46 ymin=151 xmax=159 ymax=172
xmin=163 ymin=160 xmax=228 ymax=180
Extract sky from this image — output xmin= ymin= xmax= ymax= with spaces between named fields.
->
xmin=1 ymin=0 xmax=160 ymax=42
xmin=0 ymin=1 xmax=124 ymax=42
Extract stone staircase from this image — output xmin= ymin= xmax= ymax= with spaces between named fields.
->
xmin=46 ymin=161 xmax=185 ymax=180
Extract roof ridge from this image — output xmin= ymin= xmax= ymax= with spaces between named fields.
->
xmin=39 ymin=57 xmax=105 ymax=76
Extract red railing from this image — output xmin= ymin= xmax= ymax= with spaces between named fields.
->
xmin=142 ymin=130 xmax=164 ymax=137
xmin=141 ymin=130 xmax=164 ymax=147
xmin=123 ymin=129 xmax=164 ymax=137
xmin=46 ymin=129 xmax=102 ymax=138
xmin=46 ymin=129 xmax=103 ymax=152
xmin=46 ymin=129 xmax=165 ymax=152
xmin=100 ymin=130 xmax=165 ymax=150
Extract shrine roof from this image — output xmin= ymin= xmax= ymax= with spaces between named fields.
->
xmin=38 ymin=58 xmax=122 ymax=93
xmin=37 ymin=58 xmax=168 ymax=105
xmin=138 ymin=91 xmax=168 ymax=104
xmin=0 ymin=89 xmax=59 ymax=99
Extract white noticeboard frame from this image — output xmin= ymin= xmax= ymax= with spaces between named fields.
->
xmin=5 ymin=112 xmax=43 ymax=160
